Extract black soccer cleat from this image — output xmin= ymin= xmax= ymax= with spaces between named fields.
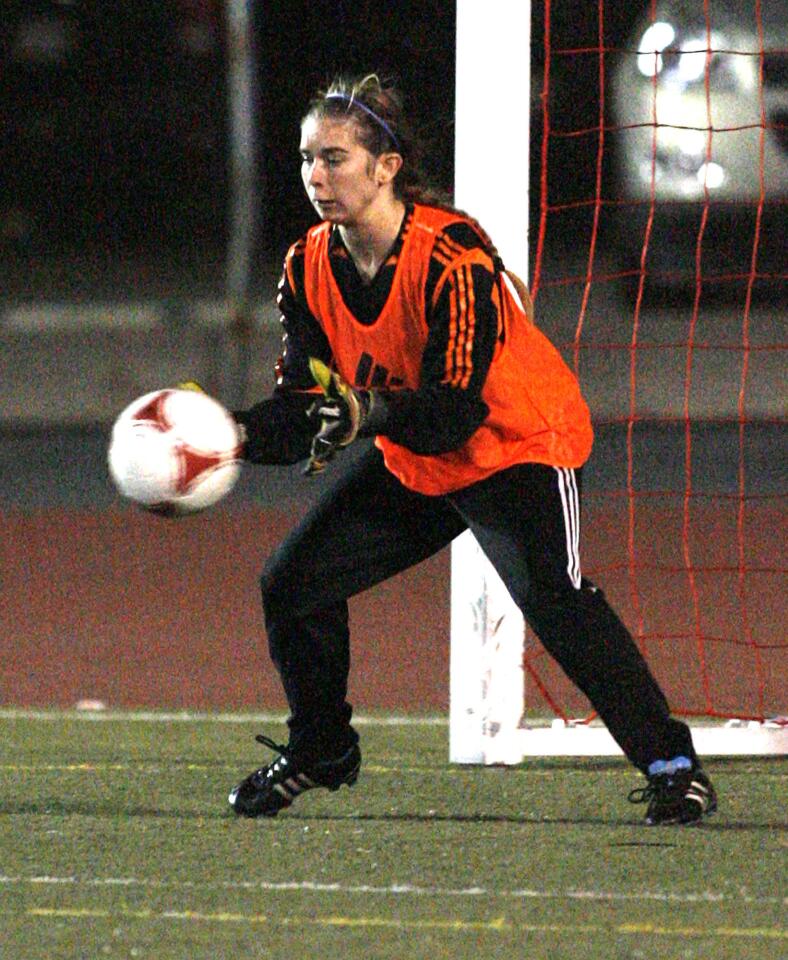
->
xmin=228 ymin=734 xmax=361 ymax=818
xmin=628 ymin=759 xmax=717 ymax=826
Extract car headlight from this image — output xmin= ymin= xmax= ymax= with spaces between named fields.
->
xmin=637 ymin=22 xmax=676 ymax=78
xmin=637 ymin=21 xmax=734 ymax=91
xmin=675 ymin=36 xmax=713 ymax=83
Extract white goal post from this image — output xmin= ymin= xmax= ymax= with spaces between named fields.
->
xmin=449 ymin=0 xmax=787 ymax=764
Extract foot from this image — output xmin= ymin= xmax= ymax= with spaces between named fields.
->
xmin=228 ymin=734 xmax=361 ymax=818
xmin=629 ymin=757 xmax=717 ymax=825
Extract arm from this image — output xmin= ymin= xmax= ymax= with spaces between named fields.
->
xmin=234 ymin=247 xmax=333 ymax=465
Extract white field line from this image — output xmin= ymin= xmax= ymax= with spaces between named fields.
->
xmin=0 ymin=873 xmax=785 ymax=907
xmin=0 ymin=709 xmax=753 ymax=730
xmin=0 ymin=709 xmax=448 ymax=726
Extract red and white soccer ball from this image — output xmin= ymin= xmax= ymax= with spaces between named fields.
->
xmin=108 ymin=388 xmax=243 ymax=516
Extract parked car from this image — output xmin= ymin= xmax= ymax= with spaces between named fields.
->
xmin=608 ymin=0 xmax=787 ymax=295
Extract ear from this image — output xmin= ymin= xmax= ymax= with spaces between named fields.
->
xmin=375 ymin=151 xmax=403 ymax=186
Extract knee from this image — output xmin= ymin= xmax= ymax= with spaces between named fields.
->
xmin=522 ymin=579 xmax=583 ymax=617
xmin=260 ymin=558 xmax=293 ymax=623
xmin=523 ymin=577 xmax=602 ymax=615
xmin=521 ymin=582 xmax=599 ymax=650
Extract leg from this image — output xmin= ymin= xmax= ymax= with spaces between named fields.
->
xmin=451 ymin=463 xmax=696 ymax=773
xmin=261 ymin=445 xmax=465 ymax=758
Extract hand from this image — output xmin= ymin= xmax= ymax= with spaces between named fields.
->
xmin=304 ymin=358 xmax=371 ymax=475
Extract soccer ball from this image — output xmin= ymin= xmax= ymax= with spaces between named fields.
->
xmin=108 ymin=388 xmax=243 ymax=516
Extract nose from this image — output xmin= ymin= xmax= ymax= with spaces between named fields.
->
xmin=304 ymin=159 xmax=322 ymax=189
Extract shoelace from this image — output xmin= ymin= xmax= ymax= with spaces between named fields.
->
xmin=628 ymin=783 xmax=658 ymax=805
xmin=254 ymin=733 xmax=289 ymax=755
xmin=628 ymin=772 xmax=686 ymax=806
xmin=249 ymin=734 xmax=292 ymax=785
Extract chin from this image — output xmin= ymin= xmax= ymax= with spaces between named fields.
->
xmin=313 ymin=203 xmax=344 ymax=224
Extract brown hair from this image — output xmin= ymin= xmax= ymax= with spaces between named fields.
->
xmin=303 ymin=73 xmax=506 ymax=271
xmin=303 ymin=73 xmax=450 ymax=205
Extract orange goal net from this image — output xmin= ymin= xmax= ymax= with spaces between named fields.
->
xmin=450 ymin=0 xmax=786 ymax=762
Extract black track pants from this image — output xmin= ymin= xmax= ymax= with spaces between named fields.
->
xmin=260 ymin=445 xmax=696 ymax=772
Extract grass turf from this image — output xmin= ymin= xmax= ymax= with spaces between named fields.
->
xmin=0 ymin=713 xmax=785 ymax=960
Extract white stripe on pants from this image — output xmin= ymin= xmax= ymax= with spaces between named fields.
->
xmin=555 ymin=467 xmax=581 ymax=589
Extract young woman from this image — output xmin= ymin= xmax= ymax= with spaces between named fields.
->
xmin=228 ymin=74 xmax=717 ymax=826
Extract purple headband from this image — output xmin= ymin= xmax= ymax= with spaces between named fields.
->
xmin=324 ymin=92 xmax=401 ymax=153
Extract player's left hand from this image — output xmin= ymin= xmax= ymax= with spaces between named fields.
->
xmin=304 ymin=358 xmax=372 ymax=475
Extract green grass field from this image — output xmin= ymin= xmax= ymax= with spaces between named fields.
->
xmin=0 ymin=712 xmax=785 ymax=960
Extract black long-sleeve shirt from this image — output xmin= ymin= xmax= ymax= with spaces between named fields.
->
xmin=236 ymin=204 xmax=506 ymax=465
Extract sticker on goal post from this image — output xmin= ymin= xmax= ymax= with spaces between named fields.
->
xmin=449 ymin=530 xmax=525 ymax=765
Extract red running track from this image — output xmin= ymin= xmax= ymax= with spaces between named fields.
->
xmin=1 ymin=502 xmax=784 ymax=717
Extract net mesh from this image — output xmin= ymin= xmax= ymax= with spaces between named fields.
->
xmin=524 ymin=0 xmax=786 ymax=722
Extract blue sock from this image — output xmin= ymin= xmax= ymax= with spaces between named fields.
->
xmin=648 ymin=755 xmax=693 ymax=777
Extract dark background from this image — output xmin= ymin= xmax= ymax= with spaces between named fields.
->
xmin=0 ymin=0 xmax=647 ymax=268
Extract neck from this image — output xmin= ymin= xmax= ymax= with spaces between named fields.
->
xmin=339 ymin=198 xmax=405 ymax=282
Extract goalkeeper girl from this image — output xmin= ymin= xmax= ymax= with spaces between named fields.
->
xmin=228 ymin=73 xmax=717 ymax=826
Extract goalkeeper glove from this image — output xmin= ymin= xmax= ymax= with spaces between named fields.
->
xmin=304 ymin=358 xmax=374 ymax=475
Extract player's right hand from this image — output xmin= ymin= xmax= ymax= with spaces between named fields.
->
xmin=304 ymin=358 xmax=372 ymax=475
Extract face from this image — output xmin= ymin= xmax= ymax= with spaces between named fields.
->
xmin=299 ymin=114 xmax=397 ymax=226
